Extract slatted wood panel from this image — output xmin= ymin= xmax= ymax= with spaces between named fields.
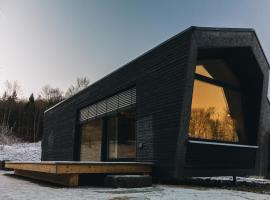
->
xmin=79 ymin=87 xmax=136 ymax=122
xmin=107 ymin=95 xmax=118 ymax=113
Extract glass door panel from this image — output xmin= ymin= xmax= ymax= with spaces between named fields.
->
xmin=80 ymin=119 xmax=102 ymax=161
xmin=107 ymin=109 xmax=136 ymax=160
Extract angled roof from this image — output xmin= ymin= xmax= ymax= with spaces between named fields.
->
xmin=45 ymin=26 xmax=270 ymax=113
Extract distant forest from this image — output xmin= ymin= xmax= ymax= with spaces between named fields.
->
xmin=0 ymin=77 xmax=89 ymax=144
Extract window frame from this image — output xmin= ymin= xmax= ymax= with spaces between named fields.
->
xmin=194 ymin=73 xmax=240 ymax=92
xmin=188 ymin=63 xmax=245 ymax=144
xmin=106 ymin=108 xmax=137 ymax=162
xmin=78 ymin=118 xmax=103 ymax=161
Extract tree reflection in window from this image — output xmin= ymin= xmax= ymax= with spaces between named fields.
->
xmin=189 ymin=60 xmax=245 ymax=143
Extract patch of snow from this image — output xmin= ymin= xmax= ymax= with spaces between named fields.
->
xmin=193 ymin=176 xmax=270 ymax=185
xmin=0 ymin=142 xmax=41 ymax=161
xmin=0 ymin=172 xmax=269 ymax=200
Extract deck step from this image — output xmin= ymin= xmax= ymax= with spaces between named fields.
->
xmin=0 ymin=161 xmax=4 ymax=170
xmin=104 ymin=175 xmax=152 ymax=188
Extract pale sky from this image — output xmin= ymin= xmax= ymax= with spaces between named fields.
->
xmin=0 ymin=0 xmax=269 ymax=99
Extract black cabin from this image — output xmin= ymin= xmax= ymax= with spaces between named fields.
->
xmin=42 ymin=27 xmax=270 ymax=181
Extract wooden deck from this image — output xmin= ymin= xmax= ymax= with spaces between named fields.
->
xmin=4 ymin=161 xmax=153 ymax=187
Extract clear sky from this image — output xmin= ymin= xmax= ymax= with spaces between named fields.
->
xmin=0 ymin=0 xmax=270 ymax=98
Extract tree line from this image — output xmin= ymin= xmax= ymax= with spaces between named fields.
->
xmin=188 ymin=107 xmax=239 ymax=143
xmin=0 ymin=77 xmax=89 ymax=144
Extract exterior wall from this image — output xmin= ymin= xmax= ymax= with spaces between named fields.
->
xmin=258 ymin=69 xmax=270 ymax=177
xmin=42 ymin=27 xmax=270 ymax=180
xmin=42 ymin=28 xmax=193 ymax=179
xmin=173 ymin=28 xmax=270 ymax=178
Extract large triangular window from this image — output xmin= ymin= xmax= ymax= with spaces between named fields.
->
xmin=188 ymin=59 xmax=245 ymax=143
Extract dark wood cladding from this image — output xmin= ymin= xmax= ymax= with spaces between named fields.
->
xmin=174 ymin=28 xmax=270 ymax=179
xmin=42 ymin=27 xmax=270 ymax=180
xmin=185 ymin=142 xmax=257 ymax=170
xmin=42 ymin=27 xmax=193 ymax=180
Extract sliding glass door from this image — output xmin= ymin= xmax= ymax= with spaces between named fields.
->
xmin=79 ymin=108 xmax=136 ymax=161
xmin=80 ymin=119 xmax=102 ymax=161
xmin=107 ymin=109 xmax=136 ymax=160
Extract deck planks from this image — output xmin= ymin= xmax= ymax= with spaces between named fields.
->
xmin=4 ymin=161 xmax=153 ymax=187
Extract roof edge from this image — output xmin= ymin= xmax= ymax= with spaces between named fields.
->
xmin=192 ymin=26 xmax=255 ymax=32
xmin=45 ymin=26 xmax=269 ymax=113
xmin=193 ymin=26 xmax=270 ymax=69
xmin=45 ymin=26 xmax=195 ymax=113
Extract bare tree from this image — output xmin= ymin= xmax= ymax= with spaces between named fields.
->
xmin=0 ymin=78 xmax=89 ymax=143
xmin=65 ymin=77 xmax=90 ymax=98
xmin=0 ymin=81 xmax=23 ymax=144
xmin=1 ymin=81 xmax=22 ymax=125
xmin=2 ymin=80 xmax=22 ymax=101
xmin=40 ymin=85 xmax=51 ymax=101
xmin=40 ymin=85 xmax=64 ymax=104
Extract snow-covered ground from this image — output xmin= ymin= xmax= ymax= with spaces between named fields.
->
xmin=193 ymin=176 xmax=270 ymax=185
xmin=0 ymin=142 xmax=270 ymax=199
xmin=0 ymin=141 xmax=41 ymax=161
xmin=0 ymin=172 xmax=269 ymax=200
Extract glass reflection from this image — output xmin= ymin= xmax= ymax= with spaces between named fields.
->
xmin=107 ymin=109 xmax=136 ymax=159
xmin=196 ymin=60 xmax=240 ymax=87
xmin=188 ymin=79 xmax=244 ymax=143
xmin=80 ymin=119 xmax=102 ymax=161
xmin=196 ymin=65 xmax=213 ymax=79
